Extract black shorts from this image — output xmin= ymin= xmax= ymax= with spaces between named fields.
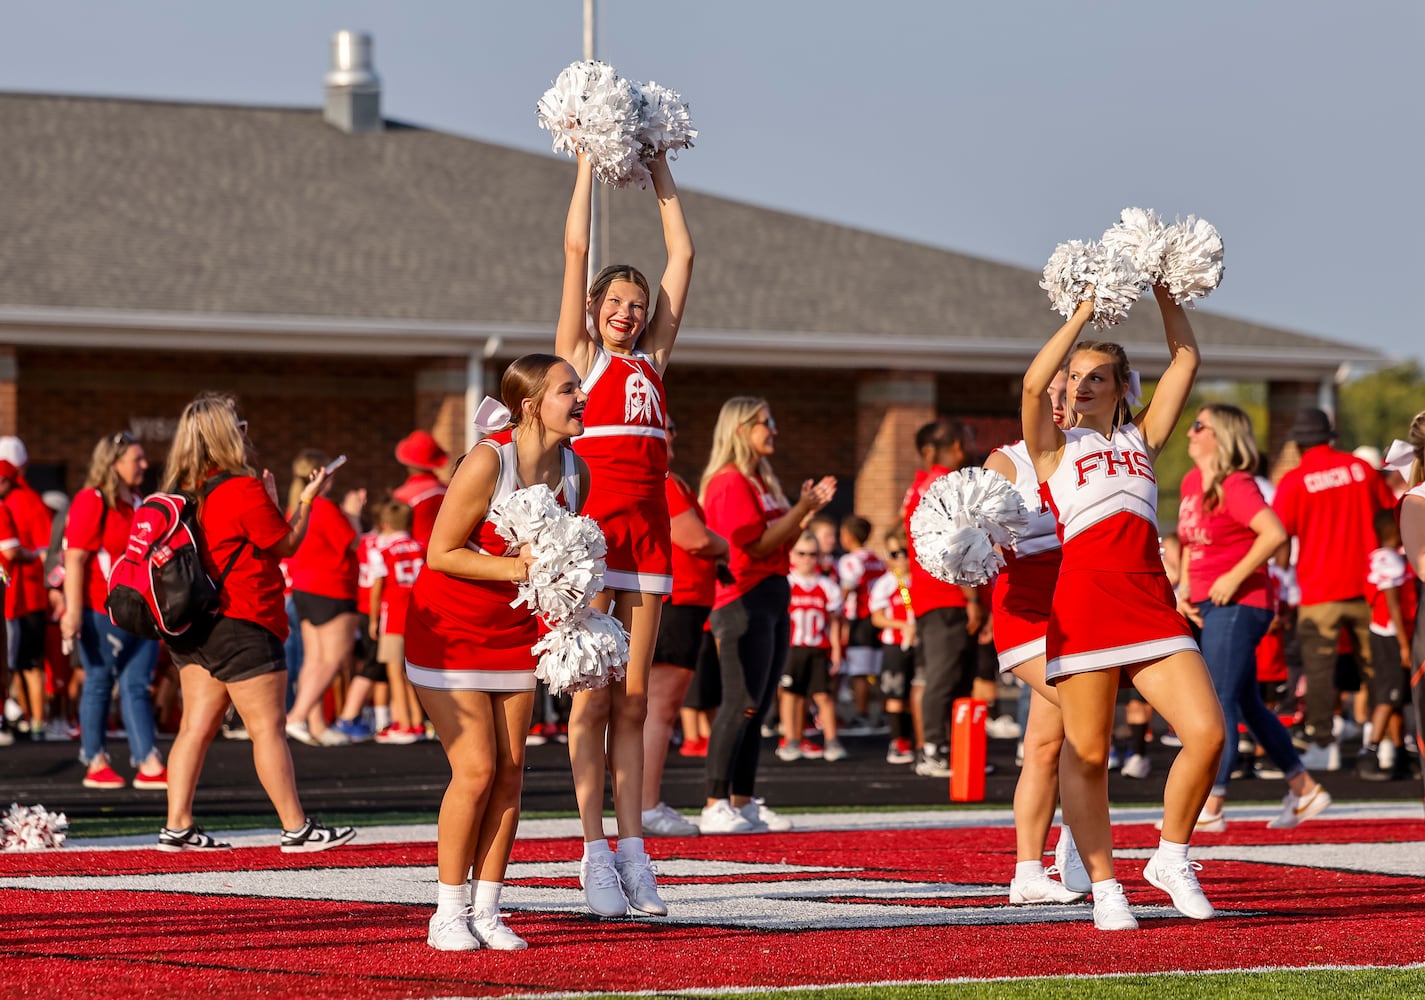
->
xmin=355 ymin=619 xmax=379 ymax=666
xmin=847 ymin=616 xmax=880 ymax=649
xmin=292 ymin=591 xmax=358 ymax=627
xmin=653 ymin=603 xmax=712 ymax=669
xmin=11 ymin=611 xmax=46 ymax=672
xmin=880 ymin=643 xmax=913 ymax=702
xmin=682 ymin=631 xmax=722 ymax=711
xmin=1369 ymin=632 xmax=1408 ymax=708
xmin=975 ymin=639 xmax=998 ymax=682
xmin=173 ymin=616 xmax=287 ymax=684
xmin=780 ymin=646 xmax=831 ymax=697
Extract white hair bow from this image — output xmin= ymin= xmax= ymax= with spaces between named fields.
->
xmin=472 ymin=396 xmax=512 ymax=436
xmin=1125 ymin=369 xmax=1143 ymax=408
xmin=1384 ymin=439 xmax=1417 ymax=472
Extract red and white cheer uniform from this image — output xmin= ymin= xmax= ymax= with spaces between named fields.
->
xmin=991 ymin=441 xmax=1063 ymax=673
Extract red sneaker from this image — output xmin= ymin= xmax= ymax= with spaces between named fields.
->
xmin=799 ymin=739 xmax=824 ymax=760
xmin=679 ymin=736 xmax=708 ymax=758
xmin=525 ymin=724 xmax=548 ymax=747
xmin=132 ymin=767 xmax=169 ymax=791
xmin=83 ymin=763 xmax=126 ymax=789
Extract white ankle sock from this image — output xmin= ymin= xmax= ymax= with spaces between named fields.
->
xmin=436 ymin=881 xmax=468 ymax=915
xmin=616 ymin=836 xmax=645 ymax=860
xmin=472 ymin=879 xmax=501 ymax=912
xmin=1156 ymin=838 xmax=1190 ymax=865
xmin=582 ymin=838 xmax=613 ymax=861
xmin=373 ymin=706 xmax=391 ymax=730
xmin=1015 ymin=860 xmax=1044 ymax=881
xmin=1091 ymin=877 xmax=1120 ymax=899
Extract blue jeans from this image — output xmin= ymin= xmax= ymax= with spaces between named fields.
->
xmin=1198 ymin=601 xmax=1304 ymax=796
xmin=283 ymin=594 xmax=304 ymax=711
xmin=77 ymin=608 xmax=159 ymax=766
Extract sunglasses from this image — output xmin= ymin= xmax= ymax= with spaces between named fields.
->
xmin=886 ymin=549 xmax=907 ymax=558
xmin=747 ymin=416 xmax=778 ymax=433
xmin=237 ymin=420 xmax=249 ymax=434
xmin=791 ymin=549 xmax=819 ymax=557
xmin=1189 ymin=420 xmax=1213 ymax=433
xmin=110 ymin=432 xmax=136 ymax=448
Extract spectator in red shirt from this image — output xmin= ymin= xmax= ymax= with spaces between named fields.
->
xmin=1272 ymin=407 xmax=1395 ymax=771
xmin=158 ymin=393 xmax=354 ymax=853
xmin=0 ymin=447 xmax=51 ymax=739
xmin=643 ymin=418 xmax=727 ymax=836
xmin=368 ymin=500 xmax=427 ymax=744
xmin=61 ymin=432 xmax=167 ymax=791
xmin=698 ymin=396 xmax=836 ymax=834
xmin=902 ymin=418 xmax=982 ymax=779
xmin=393 ymin=430 xmax=448 ymax=549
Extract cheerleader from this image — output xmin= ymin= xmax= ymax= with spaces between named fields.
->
xmin=554 ymin=148 xmax=693 ymax=916
xmin=1391 ymin=411 xmax=1425 ymax=800
xmin=983 ymin=370 xmax=1089 ymax=904
xmin=404 ymin=354 xmax=591 ymax=951
xmin=1022 ymin=286 xmax=1225 ymax=931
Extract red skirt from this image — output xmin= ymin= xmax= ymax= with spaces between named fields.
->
xmin=993 ymin=553 xmax=1057 ymax=673
xmin=1045 ymin=570 xmax=1197 ymax=682
xmin=582 ymin=487 xmax=673 ymax=595
xmin=403 ymin=570 xmax=537 ymax=692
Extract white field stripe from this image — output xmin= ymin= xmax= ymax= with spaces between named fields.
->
xmin=57 ymin=800 xmax=1425 ymax=851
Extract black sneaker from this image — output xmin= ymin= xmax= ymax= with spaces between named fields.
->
xmin=157 ymin=825 xmax=233 ymax=852
xmin=1357 ymin=751 xmax=1391 ymax=782
xmin=280 ymin=817 xmax=356 ymax=853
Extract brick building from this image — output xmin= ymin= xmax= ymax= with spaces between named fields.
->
xmin=0 ymin=79 xmax=1386 ymax=535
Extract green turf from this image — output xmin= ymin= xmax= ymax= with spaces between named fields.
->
xmin=568 ymin=967 xmax=1425 ymax=999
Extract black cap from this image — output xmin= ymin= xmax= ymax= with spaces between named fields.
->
xmin=1290 ymin=407 xmax=1335 ymax=445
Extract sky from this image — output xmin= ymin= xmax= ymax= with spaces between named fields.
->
xmin=1 ymin=1 xmax=1420 ymax=367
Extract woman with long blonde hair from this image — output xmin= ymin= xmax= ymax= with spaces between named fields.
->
xmin=159 ymin=392 xmax=354 ymax=854
xmin=61 ymin=431 xmax=166 ymax=791
xmin=553 ymin=146 xmax=693 ymax=916
xmin=1177 ymin=403 xmax=1329 ymax=830
xmin=1389 ymin=410 xmax=1425 ymax=799
xmin=697 ymin=396 xmax=836 ymax=833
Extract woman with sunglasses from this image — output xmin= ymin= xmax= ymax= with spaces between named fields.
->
xmin=61 ymin=431 xmax=167 ymax=791
xmin=158 ymin=394 xmax=355 ymax=854
xmin=697 ymin=398 xmax=836 ymax=833
xmin=554 ymin=148 xmax=693 ymax=915
xmin=1178 ymin=403 xmax=1330 ymax=830
xmin=1022 ymin=286 xmax=1225 ymax=931
xmin=983 ymin=369 xmax=1090 ymax=905
xmin=643 ymin=417 xmax=728 ymax=837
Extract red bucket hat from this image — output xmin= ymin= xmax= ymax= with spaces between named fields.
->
xmin=395 ymin=430 xmax=447 ymax=471
xmin=0 ymin=460 xmax=18 ymax=483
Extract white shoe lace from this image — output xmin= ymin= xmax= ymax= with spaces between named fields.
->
xmin=1164 ymin=859 xmax=1205 ymax=891
xmin=431 ymin=905 xmax=476 ymax=941
xmin=585 ymin=855 xmax=621 ymax=891
xmin=621 ymin=856 xmax=659 ymax=895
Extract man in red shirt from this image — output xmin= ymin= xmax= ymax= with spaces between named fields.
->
xmin=392 ymin=431 xmax=447 ymax=549
xmin=902 ymin=419 xmax=982 ymax=778
xmin=1273 ymin=407 xmax=1395 ymax=771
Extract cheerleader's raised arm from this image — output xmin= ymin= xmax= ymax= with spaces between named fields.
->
xmin=1135 ymin=285 xmax=1201 ymax=455
xmin=1022 ymin=298 xmax=1095 ymax=481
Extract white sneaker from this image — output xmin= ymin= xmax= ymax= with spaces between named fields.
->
xmin=760 ymin=722 xmax=778 ymax=739
xmin=1299 ymin=741 xmax=1341 ymax=772
xmin=1142 ymin=852 xmax=1215 ymax=919
xmin=774 ymin=740 xmax=802 ymax=762
xmin=1009 ymin=870 xmax=1086 ymax=904
xmin=699 ymin=800 xmax=755 ymax=834
xmin=3 ymin=698 xmax=22 ymax=723
xmin=1091 ymin=881 xmax=1139 ymax=931
xmin=641 ymin=803 xmax=700 ymax=837
xmin=427 ymin=907 xmax=480 ymax=951
xmin=469 ymin=908 xmax=527 ymax=950
xmin=1333 ymin=715 xmax=1361 ymax=741
xmin=1267 ymin=784 xmax=1332 ymax=829
xmin=741 ymin=797 xmax=793 ymax=832
xmin=579 ymin=853 xmax=629 ymax=916
xmin=1121 ymin=753 xmax=1152 ymax=779
xmin=822 ymin=738 xmax=848 ymax=763
xmin=1379 ymin=739 xmax=1398 ymax=771
xmin=0 ymin=729 xmax=12 ymax=747
xmin=985 ymin=714 xmax=1023 ymax=740
xmin=285 ymin=721 xmax=319 ymax=746
xmin=616 ymin=852 xmax=669 ymax=916
xmin=315 ymin=726 xmax=351 ymax=747
xmin=1154 ymin=811 xmax=1226 ymax=834
xmin=1053 ymin=831 xmax=1091 ymax=894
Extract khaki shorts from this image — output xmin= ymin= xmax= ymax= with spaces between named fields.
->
xmin=377 ymin=632 xmax=406 ymax=667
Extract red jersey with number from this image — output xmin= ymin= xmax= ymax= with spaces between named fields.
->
xmin=903 ymin=466 xmax=969 ymax=613
xmin=64 ymin=488 xmax=139 ymax=612
xmin=837 ymin=548 xmax=885 ymax=621
xmin=287 ymin=496 xmax=357 ymax=600
xmin=375 ymin=533 xmax=425 ymax=636
xmin=666 ymin=473 xmax=716 ymax=607
xmin=868 ymin=570 xmax=912 ymax=645
xmin=356 ymin=532 xmax=381 ymax=616
xmin=197 ymin=475 xmax=293 ymax=639
xmin=1366 ymin=545 xmax=1418 ymax=637
xmin=572 ymin=346 xmax=669 ymax=496
xmin=4 ymin=480 xmax=52 ymax=618
xmin=788 ymin=572 xmax=842 ymax=649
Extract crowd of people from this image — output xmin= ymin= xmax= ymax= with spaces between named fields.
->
xmin=3 ymin=151 xmax=1423 ymax=947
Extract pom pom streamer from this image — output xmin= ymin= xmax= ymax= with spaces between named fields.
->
xmin=1101 ymin=206 xmax=1169 ymax=285
xmin=3 ymin=802 xmax=68 ymax=851
xmin=1040 ymin=240 xmax=1144 ymax=330
xmin=486 ymin=484 xmax=628 ymax=693
xmin=909 ymin=468 xmax=1031 ymax=587
xmin=1160 ymin=215 xmax=1225 ymax=304
xmin=537 ymin=60 xmax=696 ymax=189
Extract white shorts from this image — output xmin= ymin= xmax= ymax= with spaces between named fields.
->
xmin=841 ymin=646 xmax=883 ymax=678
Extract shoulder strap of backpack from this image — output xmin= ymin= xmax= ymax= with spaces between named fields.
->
xmin=196 ymin=472 xmax=249 ymax=588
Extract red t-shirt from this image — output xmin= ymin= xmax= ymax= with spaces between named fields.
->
xmin=1273 ymin=445 xmax=1394 ymax=605
xmin=0 ymin=504 xmax=20 ymax=593
xmin=4 ymin=481 xmax=52 ymax=618
xmin=393 ymin=472 xmax=446 ymax=549
xmin=666 ymin=474 xmax=716 ymax=607
xmin=903 ymin=466 xmax=969 ymax=614
xmin=287 ymin=496 xmax=358 ymax=600
xmin=64 ymin=488 xmax=138 ymax=611
xmin=1177 ymin=468 xmax=1272 ymax=609
xmin=198 ymin=475 xmax=293 ymax=639
xmin=703 ymin=465 xmax=791 ymax=610
xmin=374 ymin=533 xmax=425 ymax=636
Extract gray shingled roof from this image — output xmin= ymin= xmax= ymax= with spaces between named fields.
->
xmin=0 ymin=92 xmax=1384 ymax=376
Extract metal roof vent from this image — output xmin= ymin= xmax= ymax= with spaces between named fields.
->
xmin=324 ymin=30 xmax=382 ymax=134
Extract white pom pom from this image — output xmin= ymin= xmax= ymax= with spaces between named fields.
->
xmin=488 ymin=485 xmax=611 ymax=624
xmin=533 ymin=608 xmax=630 ymax=695
xmin=909 ymin=468 xmax=1031 ymax=587
xmin=536 ymin=60 xmax=644 ymax=188
xmin=1161 ymin=215 xmax=1225 ymax=305
xmin=3 ymin=802 xmax=69 ymax=851
xmin=1040 ymin=240 xmax=1145 ymax=330
xmin=633 ymin=79 xmax=697 ymax=161
xmin=1101 ymin=207 xmax=1169 ymax=285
